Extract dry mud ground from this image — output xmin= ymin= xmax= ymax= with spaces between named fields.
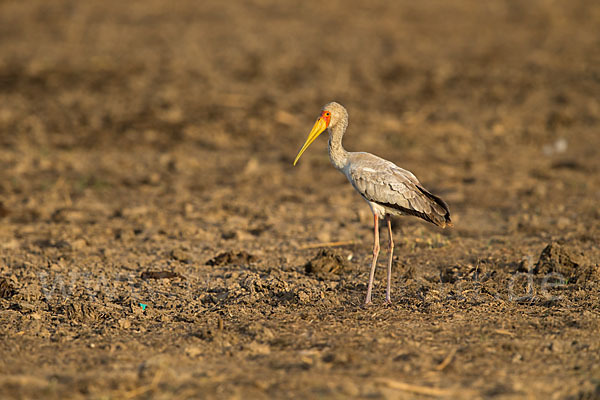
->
xmin=1 ymin=1 xmax=600 ymax=399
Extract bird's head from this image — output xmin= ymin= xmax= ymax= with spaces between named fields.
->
xmin=293 ymin=102 xmax=347 ymax=166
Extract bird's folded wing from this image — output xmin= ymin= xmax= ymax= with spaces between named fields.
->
xmin=348 ymin=158 xmax=450 ymax=226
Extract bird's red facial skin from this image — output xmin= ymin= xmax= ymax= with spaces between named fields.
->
xmin=320 ymin=111 xmax=331 ymax=126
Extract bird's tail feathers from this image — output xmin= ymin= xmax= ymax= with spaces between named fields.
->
xmin=416 ymin=185 xmax=452 ymax=228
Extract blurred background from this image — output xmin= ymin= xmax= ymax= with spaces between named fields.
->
xmin=1 ymin=0 xmax=599 ymax=398
xmin=1 ymin=0 xmax=599 ymax=230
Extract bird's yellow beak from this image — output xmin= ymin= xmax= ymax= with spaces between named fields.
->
xmin=293 ymin=117 xmax=328 ymax=166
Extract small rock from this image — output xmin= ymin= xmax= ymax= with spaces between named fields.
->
xmin=138 ymin=355 xmax=171 ymax=380
xmin=261 ymin=327 xmax=275 ymax=341
xmin=556 ymin=217 xmax=571 ymax=230
xmin=221 ymin=230 xmax=237 ymax=240
xmin=245 ymin=341 xmax=271 ymax=355
xmin=170 ymin=248 xmax=191 ymax=263
xmin=338 ymin=380 xmax=360 ymax=397
xmin=0 ymin=239 xmax=18 ymax=249
xmin=30 ymin=312 xmax=42 ymax=320
xmin=71 ymin=238 xmax=87 ymax=250
xmin=243 ymin=157 xmax=260 ymax=175
xmin=191 ymin=326 xmax=215 ymax=341
xmin=49 ymin=263 xmax=62 ymax=271
xmin=297 ymin=290 xmax=310 ymax=304
xmin=227 ymin=230 xmax=255 ymax=241
xmin=316 ymin=231 xmax=331 ymax=243
xmin=185 ymin=346 xmax=203 ymax=357
xmin=118 ymin=318 xmax=131 ymax=329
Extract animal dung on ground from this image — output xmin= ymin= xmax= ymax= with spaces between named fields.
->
xmin=304 ymin=249 xmax=348 ymax=279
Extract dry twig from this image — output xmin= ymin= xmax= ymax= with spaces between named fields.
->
xmin=375 ymin=378 xmax=452 ymax=397
xmin=298 ymin=240 xmax=356 ymax=250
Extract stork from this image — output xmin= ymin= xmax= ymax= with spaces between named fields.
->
xmin=294 ymin=102 xmax=452 ymax=304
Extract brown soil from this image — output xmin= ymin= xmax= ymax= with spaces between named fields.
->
xmin=1 ymin=1 xmax=600 ymax=398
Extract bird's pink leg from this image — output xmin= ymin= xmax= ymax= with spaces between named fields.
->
xmin=365 ymin=214 xmax=380 ymax=305
xmin=385 ymin=215 xmax=394 ymax=304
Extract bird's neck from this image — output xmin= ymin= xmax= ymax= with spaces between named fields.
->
xmin=328 ymin=121 xmax=349 ymax=170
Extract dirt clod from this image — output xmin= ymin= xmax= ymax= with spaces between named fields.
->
xmin=170 ymin=248 xmax=191 ymax=263
xmin=33 ymin=240 xmax=71 ymax=249
xmin=0 ymin=278 xmax=16 ymax=299
xmin=60 ymin=302 xmax=99 ymax=323
xmin=140 ymin=270 xmax=185 ymax=280
xmin=533 ymin=242 xmax=582 ymax=280
xmin=0 ymin=202 xmax=9 ymax=218
xmin=206 ymin=251 xmax=255 ymax=267
xmin=440 ymin=265 xmax=462 ymax=283
xmin=304 ymin=249 xmax=348 ymax=279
